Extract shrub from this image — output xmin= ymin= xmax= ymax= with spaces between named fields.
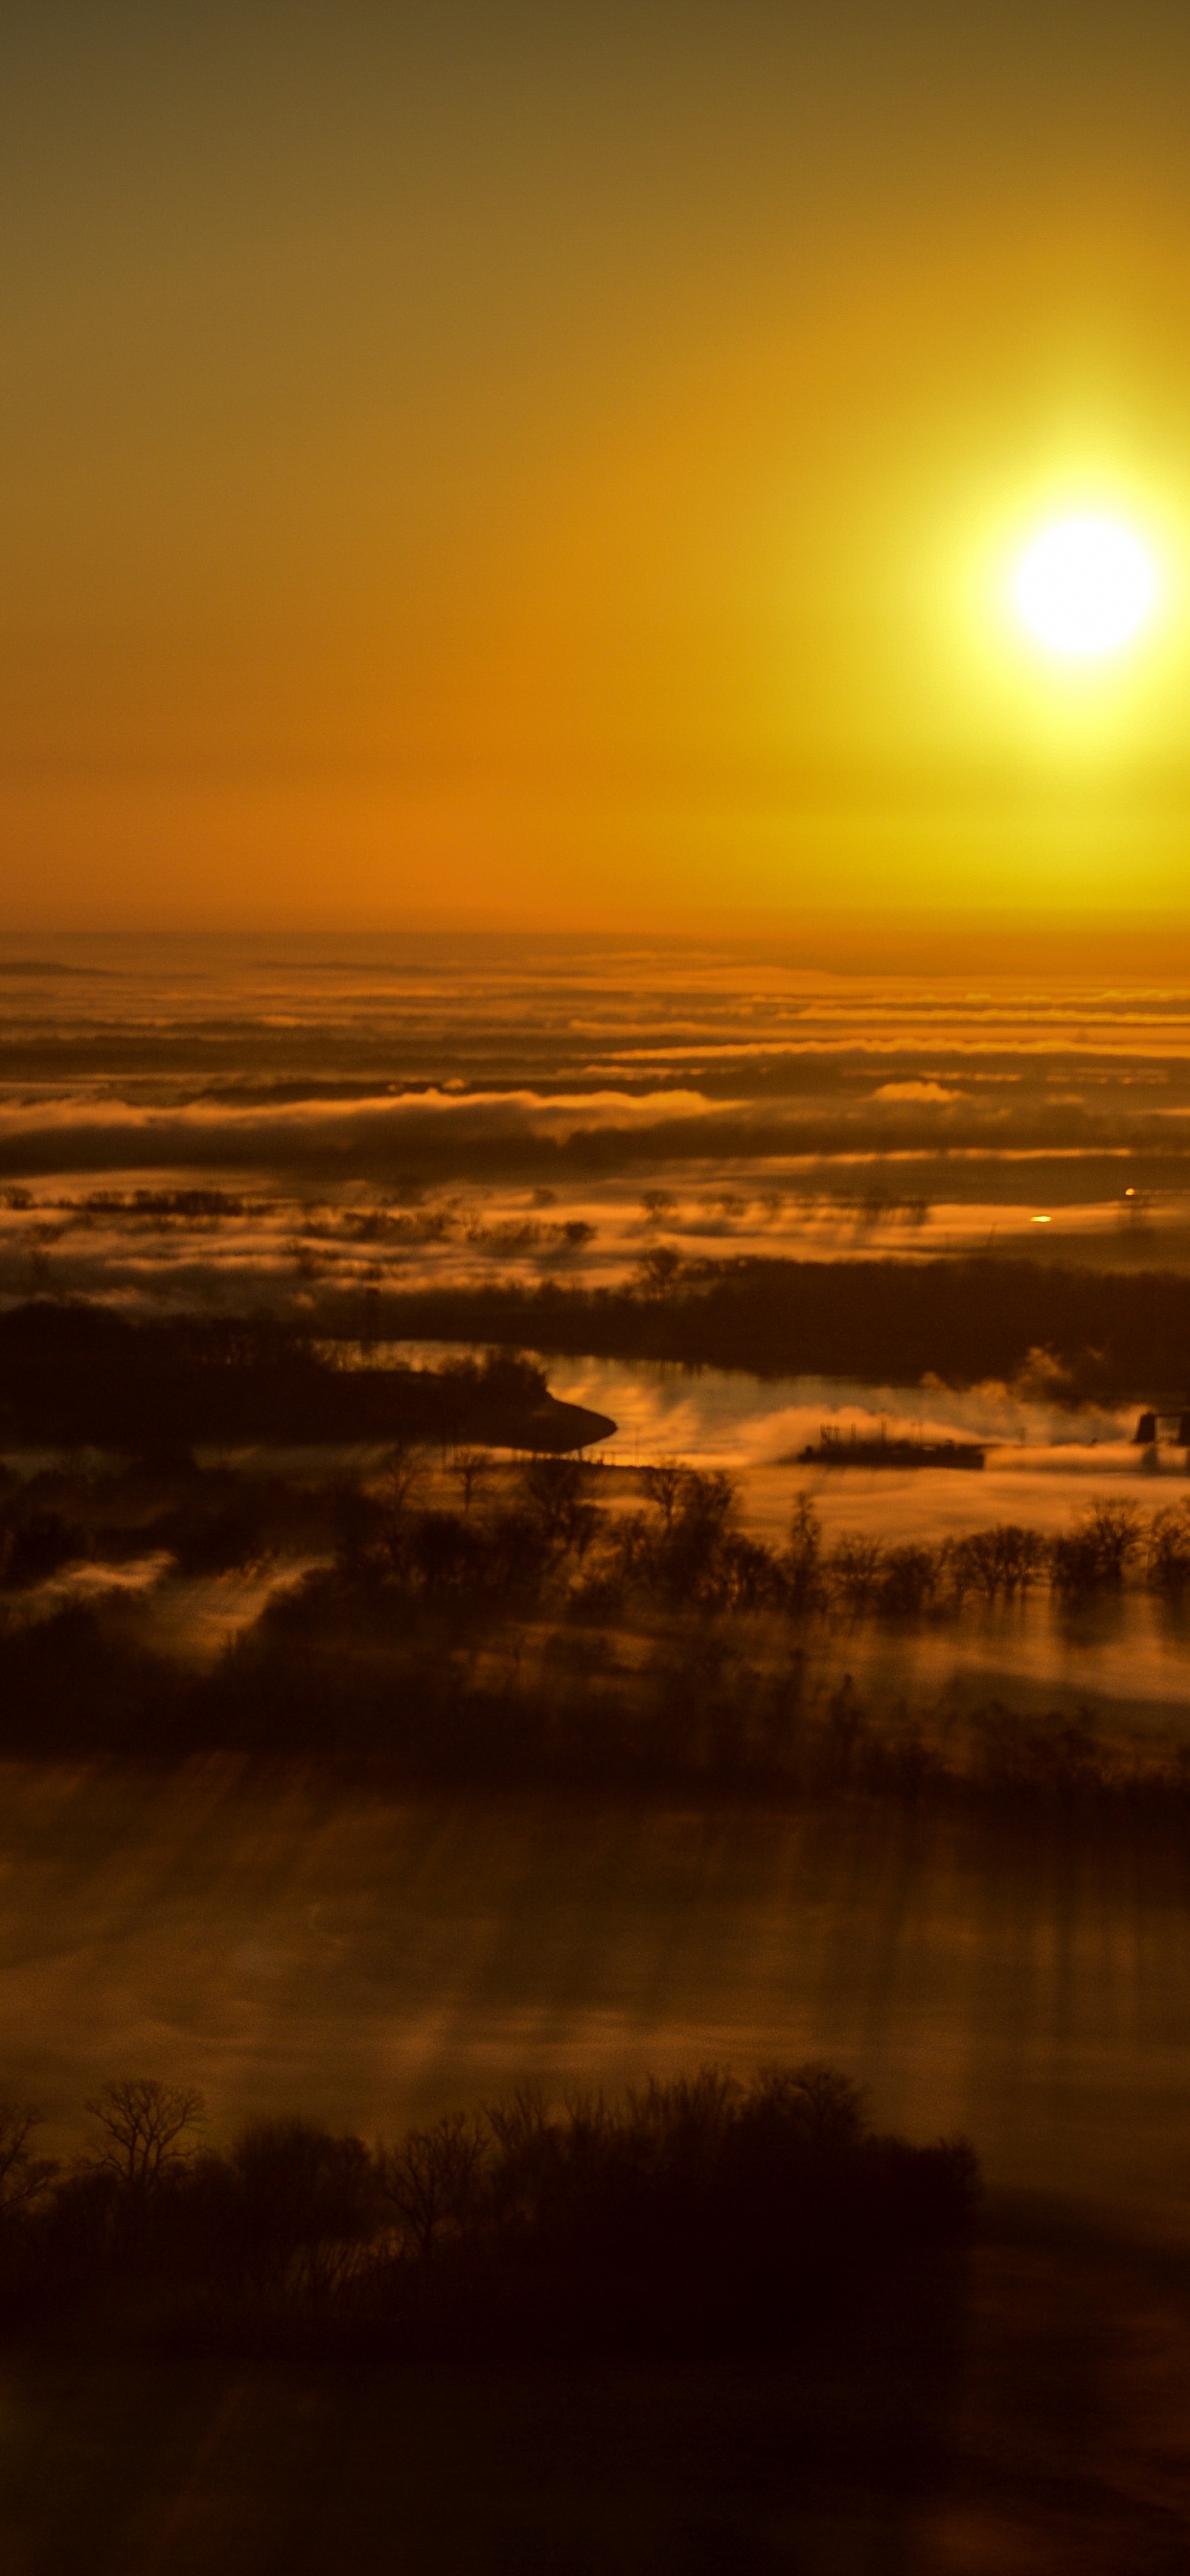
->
xmin=783 ymin=1496 xmax=826 ymax=1613
xmin=827 ymin=1534 xmax=885 ymax=1615
xmin=876 ymin=1544 xmax=940 ymax=1617
xmin=1147 ymin=1504 xmax=1190 ymax=1596
xmin=1050 ymin=1501 xmax=1143 ymax=1598
xmin=946 ymin=1525 xmax=1047 ymax=1602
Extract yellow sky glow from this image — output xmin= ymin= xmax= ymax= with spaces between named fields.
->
xmin=6 ymin=5 xmax=1190 ymax=933
xmin=1013 ymin=516 xmax=1158 ymax=657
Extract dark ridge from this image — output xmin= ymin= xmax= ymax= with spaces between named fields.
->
xmin=0 ymin=1300 xmax=613 ymax=1454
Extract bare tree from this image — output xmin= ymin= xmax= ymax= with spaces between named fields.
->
xmin=1148 ymin=1502 xmax=1190 ymax=1595
xmin=453 ymin=1448 xmax=493 ymax=1516
xmin=1083 ymin=1498 xmax=1144 ymax=1581
xmin=522 ymin=1455 xmax=581 ymax=1517
xmin=228 ymin=2117 xmax=381 ymax=2300
xmin=634 ymin=1245 xmax=682 ymax=1297
xmin=640 ymin=1190 xmax=677 ymax=1225
xmin=372 ymin=1441 xmax=426 ymax=1570
xmin=784 ymin=1494 xmax=824 ymax=1612
xmin=382 ymin=2109 xmax=489 ymax=2259
xmin=639 ymin=1460 xmax=686 ymax=1530
xmin=752 ymin=2061 xmax=867 ymax=2147
xmin=85 ymin=2079 xmax=205 ymax=2189
xmin=0 ymin=2104 xmax=57 ymax=2212
xmin=377 ymin=1441 xmax=425 ymax=1520
xmin=827 ymin=1533 xmax=885 ymax=1614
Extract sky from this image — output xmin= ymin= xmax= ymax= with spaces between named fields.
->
xmin=6 ymin=0 xmax=1190 ymax=933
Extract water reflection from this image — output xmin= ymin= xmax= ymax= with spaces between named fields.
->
xmin=812 ymin=1587 xmax=1190 ymax=1726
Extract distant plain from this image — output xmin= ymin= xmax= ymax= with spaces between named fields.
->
xmin=4 ymin=935 xmax=1190 ymax=2565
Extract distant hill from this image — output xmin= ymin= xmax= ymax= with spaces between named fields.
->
xmin=0 ymin=1300 xmax=614 ymax=1455
xmin=327 ymin=1254 xmax=1190 ymax=1403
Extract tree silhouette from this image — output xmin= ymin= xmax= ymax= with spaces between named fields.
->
xmin=382 ymin=2109 xmax=489 ymax=2259
xmin=0 ymin=2104 xmax=57 ymax=2211
xmin=639 ymin=1460 xmax=685 ymax=1530
xmin=453 ymin=1448 xmax=493 ymax=1515
xmin=85 ymin=2079 xmax=205 ymax=2189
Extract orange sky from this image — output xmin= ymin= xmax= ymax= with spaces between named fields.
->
xmin=7 ymin=1 xmax=1190 ymax=931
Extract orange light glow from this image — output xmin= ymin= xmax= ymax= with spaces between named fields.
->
xmin=6 ymin=10 xmax=1190 ymax=933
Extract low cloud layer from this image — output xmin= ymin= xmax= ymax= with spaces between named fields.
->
xmin=3 ymin=937 xmax=1190 ymax=1309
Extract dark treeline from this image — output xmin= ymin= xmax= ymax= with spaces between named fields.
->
xmin=4 ymin=1458 xmax=1190 ymax=1812
xmin=0 ymin=1444 xmax=344 ymax=1586
xmin=336 ymin=1254 xmax=1190 ymax=1401
xmin=9 ymin=1098 xmax=1190 ymax=1188
xmin=0 ymin=1300 xmax=611 ymax=1453
xmin=0 ymin=2066 xmax=977 ymax=2360
xmin=6 ymin=1443 xmax=1184 ymax=1615
xmin=5 ymin=1588 xmax=1178 ymax=1811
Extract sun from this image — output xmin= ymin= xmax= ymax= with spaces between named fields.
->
xmin=1013 ymin=514 xmax=1158 ymax=658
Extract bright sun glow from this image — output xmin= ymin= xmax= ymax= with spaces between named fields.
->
xmin=1013 ymin=514 xmax=1157 ymax=658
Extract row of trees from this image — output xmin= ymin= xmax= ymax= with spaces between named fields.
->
xmin=778 ymin=1492 xmax=1188 ymax=1616
xmin=332 ymin=1254 xmax=1190 ymax=1403
xmin=5 ymin=1574 xmax=1180 ymax=1805
xmin=5 ymin=1432 xmax=1183 ymax=1623
xmin=0 ymin=2067 xmax=977 ymax=2358
xmin=331 ymin=1455 xmax=1190 ymax=1621
xmin=6 ymin=1448 xmax=1190 ymax=1803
